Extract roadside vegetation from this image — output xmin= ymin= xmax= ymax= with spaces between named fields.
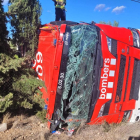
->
xmin=0 ymin=0 xmax=46 ymax=122
xmin=100 ymin=21 xmax=119 ymax=27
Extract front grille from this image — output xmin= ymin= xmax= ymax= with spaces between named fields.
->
xmin=129 ymin=59 xmax=140 ymax=100
xmin=115 ymin=55 xmax=126 ymax=103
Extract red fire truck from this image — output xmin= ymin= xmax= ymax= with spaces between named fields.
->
xmin=33 ymin=21 xmax=140 ymax=131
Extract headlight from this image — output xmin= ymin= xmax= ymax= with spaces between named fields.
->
xmin=98 ymin=104 xmax=105 ymax=117
xmin=106 ymin=36 xmax=117 ymax=57
xmin=132 ymin=30 xmax=140 ymax=48
xmin=129 ymin=28 xmax=140 ymax=48
xmin=107 ymin=36 xmax=112 ymax=52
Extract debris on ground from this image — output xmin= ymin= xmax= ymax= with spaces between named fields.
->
xmin=0 ymin=115 xmax=140 ymax=140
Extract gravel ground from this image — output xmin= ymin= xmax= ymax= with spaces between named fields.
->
xmin=0 ymin=115 xmax=140 ymax=140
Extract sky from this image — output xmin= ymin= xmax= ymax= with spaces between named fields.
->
xmin=3 ymin=0 xmax=140 ymax=29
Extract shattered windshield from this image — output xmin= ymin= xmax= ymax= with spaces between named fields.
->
xmin=58 ymin=24 xmax=98 ymax=129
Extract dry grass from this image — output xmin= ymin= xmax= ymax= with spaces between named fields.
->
xmin=0 ymin=115 xmax=140 ymax=140
xmin=2 ymin=113 xmax=11 ymax=123
xmin=48 ymin=120 xmax=140 ymax=140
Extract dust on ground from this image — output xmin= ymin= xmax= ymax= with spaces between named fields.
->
xmin=0 ymin=115 xmax=140 ymax=140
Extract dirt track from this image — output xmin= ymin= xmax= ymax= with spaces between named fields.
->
xmin=0 ymin=115 xmax=140 ymax=140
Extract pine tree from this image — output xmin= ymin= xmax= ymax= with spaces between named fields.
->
xmin=8 ymin=0 xmax=42 ymax=57
xmin=0 ymin=0 xmax=45 ymax=117
xmin=0 ymin=0 xmax=14 ymax=112
xmin=0 ymin=0 xmax=8 ymax=53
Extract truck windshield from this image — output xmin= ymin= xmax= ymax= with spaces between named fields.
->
xmin=58 ymin=24 xmax=99 ymax=129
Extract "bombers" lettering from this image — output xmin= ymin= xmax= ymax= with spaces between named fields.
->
xmin=99 ymin=58 xmax=110 ymax=99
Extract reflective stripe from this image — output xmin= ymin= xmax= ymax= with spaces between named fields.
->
xmin=56 ymin=5 xmax=65 ymax=9
xmin=55 ymin=0 xmax=66 ymax=9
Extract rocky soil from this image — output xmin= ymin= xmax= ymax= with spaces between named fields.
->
xmin=0 ymin=115 xmax=140 ymax=140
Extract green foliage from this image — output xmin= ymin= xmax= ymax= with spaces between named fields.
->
xmin=12 ymin=74 xmax=46 ymax=110
xmin=8 ymin=0 xmax=42 ymax=56
xmin=0 ymin=93 xmax=13 ymax=113
xmin=34 ymin=91 xmax=47 ymax=122
xmin=0 ymin=0 xmax=8 ymax=53
xmin=36 ymin=109 xmax=47 ymax=123
xmin=0 ymin=0 xmax=46 ymax=122
xmin=8 ymin=40 xmax=18 ymax=53
xmin=99 ymin=21 xmax=119 ymax=27
xmin=113 ymin=21 xmax=119 ymax=27
xmin=13 ymin=75 xmax=44 ymax=95
xmin=0 ymin=53 xmax=24 ymax=74
xmin=0 ymin=52 xmax=45 ymax=111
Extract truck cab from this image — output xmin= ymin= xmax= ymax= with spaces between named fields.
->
xmin=33 ymin=21 xmax=140 ymax=131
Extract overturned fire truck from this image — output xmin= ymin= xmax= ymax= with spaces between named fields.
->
xmin=33 ymin=21 xmax=140 ymax=131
